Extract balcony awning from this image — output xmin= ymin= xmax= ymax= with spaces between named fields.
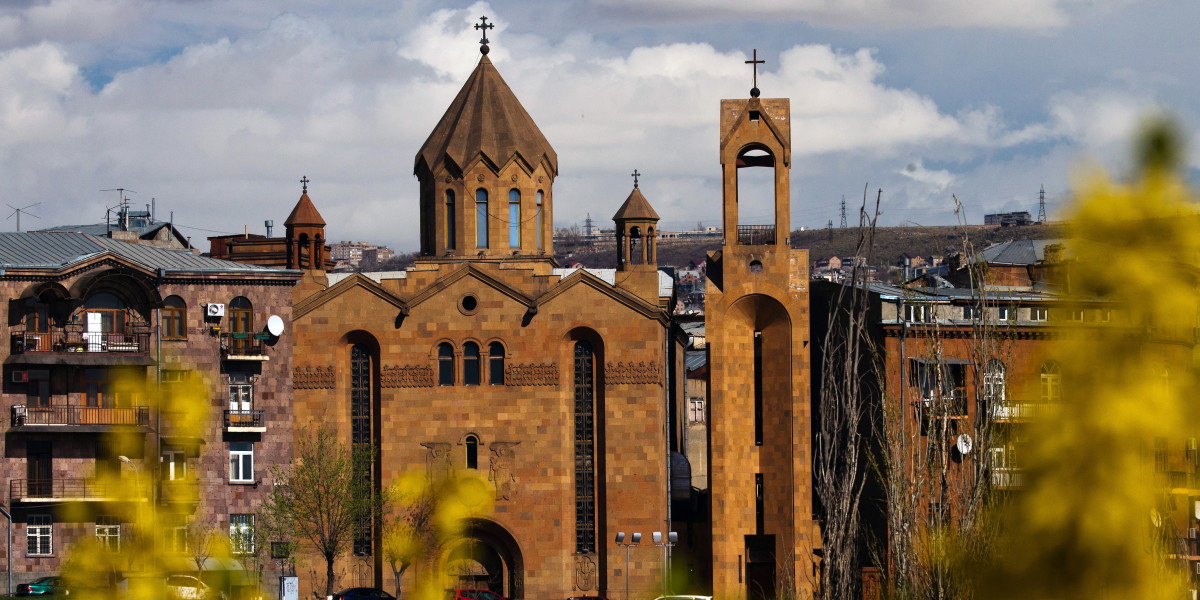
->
xmin=5 ymin=353 xmax=155 ymax=366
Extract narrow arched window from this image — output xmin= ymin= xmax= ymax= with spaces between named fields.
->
xmin=573 ymin=340 xmax=596 ymax=554
xmin=162 ymin=296 xmax=187 ymax=339
xmin=463 ymin=342 xmax=481 ymax=386
xmin=476 ymin=189 xmax=489 ymax=248
xmin=536 ymin=190 xmax=545 ymax=251
xmin=509 ymin=189 xmax=521 ymax=248
xmin=488 ymin=341 xmax=505 ymax=385
xmin=465 ymin=434 xmax=479 ymax=470
xmin=229 ymin=297 xmax=253 ymax=352
xmin=1040 ymin=361 xmax=1061 ymax=403
xmin=438 ymin=343 xmax=455 ymax=386
xmin=445 ymin=190 xmax=456 ymax=250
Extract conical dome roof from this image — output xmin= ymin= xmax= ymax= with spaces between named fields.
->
xmin=613 ymin=187 xmax=660 ymax=221
xmin=415 ymin=55 xmax=557 ymax=177
xmin=284 ymin=191 xmax=326 ymax=227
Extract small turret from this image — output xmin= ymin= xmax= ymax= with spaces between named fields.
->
xmin=613 ymin=170 xmax=660 ymax=271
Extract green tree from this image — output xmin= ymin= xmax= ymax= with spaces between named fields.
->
xmin=260 ymin=425 xmax=383 ymax=598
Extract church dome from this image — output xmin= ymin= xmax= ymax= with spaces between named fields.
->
xmin=415 ymin=55 xmax=557 ymax=177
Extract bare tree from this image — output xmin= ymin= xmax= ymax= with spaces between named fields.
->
xmin=381 ymin=480 xmax=436 ymax=600
xmin=814 ymin=188 xmax=881 ymax=600
xmin=259 ymin=425 xmax=383 ymax=599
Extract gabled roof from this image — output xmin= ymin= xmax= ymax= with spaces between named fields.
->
xmin=0 ymin=232 xmax=296 ymax=275
xmin=294 ymin=272 xmax=407 ymax=320
xmin=613 ymin=187 xmax=660 ymax=222
xmin=981 ymin=239 xmax=1067 ymax=266
xmin=284 ymin=191 xmax=326 ymax=228
xmin=415 ymin=55 xmax=557 ymax=177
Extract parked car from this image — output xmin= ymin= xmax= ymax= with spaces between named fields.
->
xmin=166 ymin=575 xmax=223 ymax=600
xmin=334 ymin=588 xmax=396 ymax=600
xmin=449 ymin=589 xmax=508 ymax=600
xmin=16 ymin=576 xmax=66 ymax=596
xmin=653 ymin=596 xmax=713 ymax=600
xmin=567 ymin=596 xmax=609 ymax=600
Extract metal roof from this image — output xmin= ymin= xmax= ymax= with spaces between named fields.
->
xmin=685 ymin=350 xmax=707 ymax=373
xmin=0 ymin=232 xmax=295 ymax=275
xmin=980 ymin=239 xmax=1067 ymax=265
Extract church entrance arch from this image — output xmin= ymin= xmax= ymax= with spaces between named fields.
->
xmin=443 ymin=519 xmax=524 ymax=599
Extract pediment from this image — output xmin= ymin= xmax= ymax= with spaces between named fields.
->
xmin=294 ymin=273 xmax=408 ymax=320
xmin=536 ymin=269 xmax=668 ymax=325
xmin=405 ymin=263 xmax=534 ymax=311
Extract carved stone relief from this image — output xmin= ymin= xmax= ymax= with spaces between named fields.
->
xmin=606 ymin=361 xmax=663 ymax=386
xmin=422 ymin=442 xmax=453 ymax=485
xmin=574 ymin=554 xmax=597 ymax=591
xmin=293 ymin=366 xmax=335 ymax=389
xmin=382 ymin=364 xmax=435 ymax=388
xmin=488 ymin=441 xmax=520 ymax=500
xmin=504 ymin=363 xmax=558 ymax=386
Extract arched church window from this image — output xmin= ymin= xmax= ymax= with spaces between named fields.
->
xmin=488 ymin=341 xmax=505 ymax=385
xmin=350 ymin=343 xmax=373 ymax=555
xmin=463 ymin=342 xmax=481 ymax=386
xmin=465 ymin=434 xmax=479 ymax=470
xmin=438 ymin=342 xmax=455 ymax=385
xmin=476 ymin=189 xmax=489 ymax=248
xmin=509 ymin=189 xmax=521 ymax=248
xmin=445 ymin=190 xmax=456 ymax=250
xmin=536 ymin=190 xmax=545 ymax=250
xmin=573 ymin=340 xmax=596 ymax=554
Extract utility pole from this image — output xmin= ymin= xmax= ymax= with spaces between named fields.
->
xmin=840 ymin=196 xmax=847 ymax=228
xmin=1037 ymin=185 xmax=1047 ymax=223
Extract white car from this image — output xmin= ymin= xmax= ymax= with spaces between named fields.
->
xmin=166 ymin=575 xmax=224 ymax=600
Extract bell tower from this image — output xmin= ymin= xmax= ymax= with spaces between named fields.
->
xmin=284 ymin=176 xmax=328 ymax=271
xmin=705 ymin=50 xmax=817 ymax=600
xmin=612 ymin=170 xmax=661 ymax=301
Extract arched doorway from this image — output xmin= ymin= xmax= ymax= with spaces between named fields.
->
xmin=443 ymin=519 xmax=524 ymax=599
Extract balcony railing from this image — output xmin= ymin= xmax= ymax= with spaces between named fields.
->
xmin=990 ymin=401 xmax=1056 ymax=421
xmin=737 ymin=225 xmax=776 ymax=246
xmin=159 ymin=479 xmax=200 ymax=504
xmin=11 ymin=329 xmax=150 ymax=354
xmin=12 ymin=404 xmax=150 ymax=427
xmin=220 ymin=333 xmax=270 ymax=360
xmin=10 ymin=477 xmax=147 ymax=502
xmin=991 ymin=467 xmax=1025 ymax=489
xmin=224 ymin=409 xmax=266 ymax=432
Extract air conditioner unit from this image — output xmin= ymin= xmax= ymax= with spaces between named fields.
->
xmin=206 ymin=303 xmax=226 ymax=317
xmin=10 ymin=371 xmax=27 ymax=383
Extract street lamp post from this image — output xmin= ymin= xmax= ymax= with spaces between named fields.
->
xmin=615 ymin=532 xmax=642 ymax=600
xmin=652 ymin=531 xmax=678 ymax=595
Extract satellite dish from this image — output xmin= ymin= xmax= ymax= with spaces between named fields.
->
xmin=956 ymin=434 xmax=973 ymax=455
xmin=266 ymin=315 xmax=285 ymax=337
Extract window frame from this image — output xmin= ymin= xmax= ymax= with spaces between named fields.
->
xmin=230 ymin=514 xmax=255 ymax=555
xmin=162 ymin=296 xmax=187 ymax=339
xmin=462 ymin=342 xmax=481 ymax=386
xmin=27 ymin=514 xmax=52 ymax=556
xmin=1030 ymin=307 xmax=1048 ymax=322
xmin=96 ymin=516 xmax=121 ymax=551
xmin=475 ymin=189 xmax=489 ymax=248
xmin=229 ymin=442 xmax=254 ymax=483
xmin=1040 ymin=361 xmax=1062 ymax=404
xmin=487 ymin=341 xmax=505 ymax=386
xmin=508 ymin=189 xmax=521 ymax=248
xmin=445 ymin=189 xmax=456 ymax=250
xmin=437 ymin=342 xmax=455 ymax=386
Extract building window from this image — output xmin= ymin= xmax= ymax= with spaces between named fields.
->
xmin=1030 ymin=307 xmax=1048 ymax=322
xmin=230 ymin=514 xmax=254 ymax=555
xmin=229 ymin=374 xmax=253 ymax=413
xmin=536 ymin=191 xmax=544 ymax=250
xmin=509 ymin=189 xmax=521 ymax=248
xmin=162 ymin=448 xmax=187 ymax=481
xmin=689 ymin=398 xmax=705 ymax=423
xmin=998 ymin=306 xmax=1015 ymax=322
xmin=162 ymin=296 xmax=187 ymax=339
xmin=573 ymin=340 xmax=597 ymax=555
xmin=463 ymin=342 xmax=481 ymax=385
xmin=1040 ymin=361 xmax=1061 ymax=403
xmin=983 ymin=359 xmax=1006 ymax=407
xmin=229 ymin=442 xmax=254 ymax=483
xmin=350 ymin=343 xmax=373 ymax=556
xmin=476 ymin=189 xmax=489 ymax=248
xmin=96 ymin=516 xmax=120 ymax=551
xmin=84 ymin=292 xmax=128 ymax=336
xmin=27 ymin=515 xmax=51 ymax=556
xmin=229 ymin=297 xmax=253 ymax=352
xmin=465 ymin=434 xmax=480 ymax=470
xmin=905 ymin=304 xmax=930 ymax=323
xmin=164 ymin=515 xmax=188 ymax=553
xmin=1100 ymin=309 xmax=1112 ymax=323
xmin=488 ymin=341 xmax=505 ymax=385
xmin=1070 ymin=309 xmax=1084 ymax=322
xmin=438 ymin=342 xmax=455 ymax=385
xmin=963 ymin=305 xmax=981 ymax=320
xmin=445 ymin=190 xmax=456 ymax=250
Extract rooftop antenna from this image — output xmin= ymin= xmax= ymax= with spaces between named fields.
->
xmin=6 ymin=203 xmax=40 ymax=232
xmin=100 ymin=188 xmax=136 ymax=231
xmin=839 ymin=196 xmax=847 ymax=228
xmin=1037 ymin=184 xmax=1047 ymax=223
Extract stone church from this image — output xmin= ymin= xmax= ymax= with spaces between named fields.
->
xmin=282 ymin=32 xmax=683 ymax=600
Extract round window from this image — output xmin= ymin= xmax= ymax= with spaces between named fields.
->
xmin=460 ymin=294 xmax=479 ymax=314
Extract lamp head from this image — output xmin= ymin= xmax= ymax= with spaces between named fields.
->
xmin=615 ymin=532 xmax=625 ymax=544
xmin=631 ymin=532 xmax=642 ymax=544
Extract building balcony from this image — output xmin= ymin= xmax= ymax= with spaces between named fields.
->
xmin=736 ymin=225 xmax=776 ymax=246
xmin=9 ymin=328 xmax=153 ymax=366
xmin=10 ymin=478 xmax=148 ymax=503
xmin=224 ymin=409 xmax=266 ymax=433
xmin=159 ymin=479 xmax=200 ymax=505
xmin=991 ymin=467 xmax=1025 ymax=489
xmin=220 ymin=333 xmax=270 ymax=361
xmin=990 ymin=401 xmax=1056 ymax=421
xmin=11 ymin=404 xmax=151 ymax=432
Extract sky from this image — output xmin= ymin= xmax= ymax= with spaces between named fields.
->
xmin=2 ymin=0 xmax=1198 ymax=253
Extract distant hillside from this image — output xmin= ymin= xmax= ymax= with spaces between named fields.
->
xmin=556 ymin=223 xmax=1066 ymax=269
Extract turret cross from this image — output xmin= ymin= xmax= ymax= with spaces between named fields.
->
xmin=300 ymin=175 xmax=309 ymax=193
xmin=631 ymin=169 xmax=641 ymax=188
xmin=475 ymin=16 xmax=494 ymax=45
xmin=745 ymin=49 xmax=765 ymax=89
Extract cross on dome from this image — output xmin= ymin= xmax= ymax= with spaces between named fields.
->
xmin=631 ymin=169 xmax=641 ymax=188
xmin=745 ymin=49 xmax=765 ymax=97
xmin=300 ymin=175 xmax=310 ymax=193
xmin=475 ymin=16 xmax=494 ymax=54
